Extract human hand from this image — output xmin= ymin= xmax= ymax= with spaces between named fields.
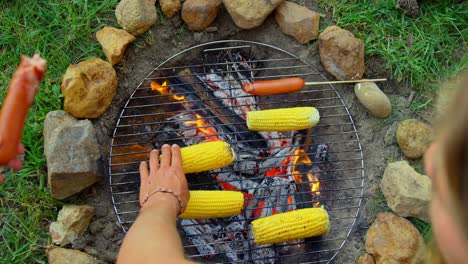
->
xmin=139 ymin=144 xmax=190 ymax=216
xmin=0 ymin=143 xmax=25 ymax=184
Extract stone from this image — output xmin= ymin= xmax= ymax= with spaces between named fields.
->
xmin=48 ymin=248 xmax=99 ymax=264
xmin=159 ymin=0 xmax=181 ymax=18
xmin=193 ymin=32 xmax=203 ymax=42
xmin=50 ymin=205 xmax=95 ymax=246
xmin=102 ymin=223 xmax=116 ymax=239
xmin=89 ymin=220 xmax=104 ymax=235
xmin=275 ymin=2 xmax=321 ymax=44
xmin=61 ymin=58 xmax=117 ymax=119
xmin=396 ymin=119 xmax=434 ymax=159
xmin=205 ymin=26 xmax=218 ymax=32
xmin=365 ymin=212 xmax=425 ymax=264
xmin=84 ymin=247 xmax=99 ymax=256
xmin=397 ymin=0 xmax=420 ymax=17
xmin=181 ymin=0 xmax=221 ymax=31
xmin=319 ymin=26 xmax=365 ymax=80
xmin=354 ymin=82 xmax=392 ymax=118
xmin=384 ymin=122 xmax=399 ymax=146
xmin=222 ymin=0 xmax=284 ymax=29
xmin=357 ymin=253 xmax=375 ymax=264
xmin=115 ymin=0 xmax=157 ymax=36
xmin=44 ymin=111 xmax=101 ymax=199
xmin=96 ymin=26 xmax=136 ymax=65
xmin=381 ymin=161 xmax=432 ymax=222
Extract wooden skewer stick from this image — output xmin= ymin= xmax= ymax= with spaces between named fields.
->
xmin=305 ymin=78 xmax=387 ymax=86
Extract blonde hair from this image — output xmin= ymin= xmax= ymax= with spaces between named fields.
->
xmin=429 ymin=71 xmax=468 ymax=263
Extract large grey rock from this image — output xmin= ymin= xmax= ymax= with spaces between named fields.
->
xmin=319 ymin=26 xmax=365 ymax=80
xmin=275 ymin=1 xmax=320 ymax=44
xmin=48 ymin=248 xmax=99 ymax=264
xmin=115 ymin=0 xmax=157 ymax=36
xmin=50 ymin=205 xmax=95 ymax=246
xmin=396 ymin=119 xmax=434 ymax=159
xmin=365 ymin=212 xmax=425 ymax=264
xmin=355 ymin=82 xmax=392 ymax=119
xmin=222 ymin=0 xmax=284 ymax=29
xmin=44 ymin=111 xmax=100 ymax=199
xmin=381 ymin=161 xmax=431 ymax=222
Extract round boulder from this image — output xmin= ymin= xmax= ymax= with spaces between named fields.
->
xmin=222 ymin=0 xmax=284 ymax=29
xmin=319 ymin=26 xmax=365 ymax=80
xmin=396 ymin=119 xmax=434 ymax=159
xmin=354 ymin=82 xmax=392 ymax=118
xmin=115 ymin=0 xmax=157 ymax=36
xmin=181 ymin=0 xmax=222 ymax=31
xmin=61 ymin=58 xmax=117 ymax=119
xmin=159 ymin=0 xmax=181 ymax=18
xmin=365 ymin=212 xmax=425 ymax=263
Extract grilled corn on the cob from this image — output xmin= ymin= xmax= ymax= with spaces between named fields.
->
xmin=251 ymin=207 xmax=329 ymax=244
xmin=179 ymin=191 xmax=244 ymax=219
xmin=180 ymin=141 xmax=236 ymax=174
xmin=246 ymin=107 xmax=320 ymax=131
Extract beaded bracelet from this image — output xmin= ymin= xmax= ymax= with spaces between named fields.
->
xmin=142 ymin=187 xmax=184 ymax=216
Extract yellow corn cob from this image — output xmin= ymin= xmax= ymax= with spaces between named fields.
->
xmin=180 ymin=141 xmax=236 ymax=174
xmin=179 ymin=191 xmax=244 ymax=219
xmin=246 ymin=107 xmax=320 ymax=132
xmin=251 ymin=207 xmax=329 ymax=245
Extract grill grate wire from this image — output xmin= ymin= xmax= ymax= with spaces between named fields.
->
xmin=109 ymin=40 xmax=365 ymax=263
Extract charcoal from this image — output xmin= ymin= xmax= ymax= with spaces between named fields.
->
xmin=180 ymin=219 xmax=216 ymax=257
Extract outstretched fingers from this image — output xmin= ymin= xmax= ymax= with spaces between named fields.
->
xmin=150 ymin=149 xmax=159 ymax=172
xmin=171 ymin=145 xmax=182 ymax=170
xmin=160 ymin=144 xmax=171 ymax=168
xmin=140 ymin=161 xmax=149 ymax=183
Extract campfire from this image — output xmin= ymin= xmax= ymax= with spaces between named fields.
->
xmin=109 ymin=41 xmax=365 ymax=263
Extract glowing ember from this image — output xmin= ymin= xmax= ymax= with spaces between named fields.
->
xmin=292 ymin=149 xmax=321 ymax=198
xmin=265 ymin=156 xmax=292 ymax=177
xmin=184 ymin=114 xmax=219 ymax=141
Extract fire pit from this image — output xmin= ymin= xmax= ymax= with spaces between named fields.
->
xmin=109 ymin=40 xmax=365 ymax=263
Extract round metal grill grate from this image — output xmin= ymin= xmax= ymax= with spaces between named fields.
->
xmin=109 ymin=40 xmax=365 ymax=263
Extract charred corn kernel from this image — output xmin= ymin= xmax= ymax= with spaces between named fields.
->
xmin=180 ymin=191 xmax=244 ymax=219
xmin=180 ymin=141 xmax=236 ymax=174
xmin=246 ymin=107 xmax=320 ymax=132
xmin=251 ymin=207 xmax=329 ymax=245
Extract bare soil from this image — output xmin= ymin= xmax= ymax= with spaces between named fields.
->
xmin=70 ymin=1 xmax=432 ymax=263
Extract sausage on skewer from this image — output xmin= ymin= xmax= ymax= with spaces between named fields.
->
xmin=0 ymin=54 xmax=46 ymax=164
xmin=242 ymin=77 xmax=387 ymax=95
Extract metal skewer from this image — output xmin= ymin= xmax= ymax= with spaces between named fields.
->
xmin=305 ymin=78 xmax=387 ymax=86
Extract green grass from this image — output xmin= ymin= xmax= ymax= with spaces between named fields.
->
xmin=319 ymin=0 xmax=467 ymax=91
xmin=0 ymin=1 xmax=118 ymax=262
xmin=410 ymin=217 xmax=432 ymax=243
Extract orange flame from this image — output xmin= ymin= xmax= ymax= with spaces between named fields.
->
xmin=151 ymin=81 xmax=170 ymax=94
xmin=173 ymin=94 xmax=185 ymax=101
xmin=293 ymin=149 xmax=321 ymax=199
xmin=151 ymin=81 xmax=186 ymax=101
xmin=185 ymin=114 xmax=219 ymax=141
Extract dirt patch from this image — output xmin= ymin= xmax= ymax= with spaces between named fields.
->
xmin=73 ymin=2 xmax=432 ymax=263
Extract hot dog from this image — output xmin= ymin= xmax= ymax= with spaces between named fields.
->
xmin=0 ymin=54 xmax=46 ymax=164
xmin=242 ymin=77 xmax=305 ymax=95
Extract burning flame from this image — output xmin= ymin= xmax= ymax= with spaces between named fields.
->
xmin=150 ymin=81 xmax=186 ymax=102
xmin=293 ymin=149 xmax=321 ymax=198
xmin=185 ymin=114 xmax=219 ymax=141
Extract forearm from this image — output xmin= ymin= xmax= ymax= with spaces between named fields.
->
xmin=117 ymin=195 xmax=191 ymax=264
